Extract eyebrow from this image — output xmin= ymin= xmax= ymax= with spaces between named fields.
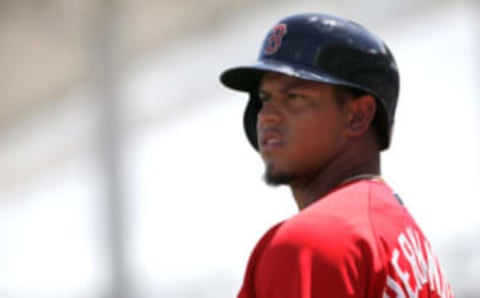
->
xmin=260 ymin=80 xmax=310 ymax=94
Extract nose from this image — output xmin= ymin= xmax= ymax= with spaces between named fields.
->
xmin=257 ymin=100 xmax=283 ymax=125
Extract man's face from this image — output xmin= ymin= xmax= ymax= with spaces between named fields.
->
xmin=257 ymin=72 xmax=349 ymax=185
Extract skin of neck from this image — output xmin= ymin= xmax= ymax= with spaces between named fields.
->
xmin=289 ymin=130 xmax=381 ymax=210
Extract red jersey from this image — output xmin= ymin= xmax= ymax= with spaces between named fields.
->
xmin=237 ymin=179 xmax=454 ymax=298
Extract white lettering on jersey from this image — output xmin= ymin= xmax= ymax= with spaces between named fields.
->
xmin=382 ymin=227 xmax=454 ymax=298
xmin=390 ymin=249 xmax=416 ymax=297
xmin=383 ymin=274 xmax=407 ymax=298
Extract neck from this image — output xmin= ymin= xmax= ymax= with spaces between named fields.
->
xmin=290 ymin=147 xmax=380 ymax=210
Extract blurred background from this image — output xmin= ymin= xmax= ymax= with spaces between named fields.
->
xmin=0 ymin=0 xmax=479 ymax=297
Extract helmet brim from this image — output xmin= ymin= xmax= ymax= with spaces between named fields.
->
xmin=220 ymin=60 xmax=354 ymax=93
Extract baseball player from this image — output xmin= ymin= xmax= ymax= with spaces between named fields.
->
xmin=220 ymin=13 xmax=454 ymax=298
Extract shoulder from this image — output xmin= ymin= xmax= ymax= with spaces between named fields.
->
xmin=278 ymin=180 xmax=390 ymax=241
xmin=268 ymin=180 xmax=397 ymax=259
xmin=273 ymin=210 xmax=370 ymax=263
xmin=249 ymin=180 xmax=401 ymax=267
xmin=238 ymin=181 xmax=399 ymax=297
xmin=248 ymin=207 xmax=375 ymax=297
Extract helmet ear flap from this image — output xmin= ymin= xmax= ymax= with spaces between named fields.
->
xmin=243 ymin=93 xmax=262 ymax=150
xmin=372 ymin=102 xmax=393 ymax=150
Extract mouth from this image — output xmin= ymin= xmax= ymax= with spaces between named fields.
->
xmin=259 ymin=130 xmax=286 ymax=151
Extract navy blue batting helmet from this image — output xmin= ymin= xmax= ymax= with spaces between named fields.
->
xmin=220 ymin=13 xmax=400 ymax=150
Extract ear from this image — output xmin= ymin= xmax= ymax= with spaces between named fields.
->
xmin=344 ymin=95 xmax=377 ymax=137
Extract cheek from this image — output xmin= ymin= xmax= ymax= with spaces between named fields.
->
xmin=289 ymin=112 xmax=345 ymax=151
xmin=283 ymin=120 xmax=344 ymax=173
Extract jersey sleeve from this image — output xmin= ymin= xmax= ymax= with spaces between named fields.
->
xmin=242 ymin=215 xmax=375 ymax=298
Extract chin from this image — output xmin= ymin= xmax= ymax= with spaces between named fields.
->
xmin=263 ymin=164 xmax=295 ymax=186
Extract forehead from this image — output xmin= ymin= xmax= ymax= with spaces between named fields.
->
xmin=259 ymin=72 xmax=331 ymax=92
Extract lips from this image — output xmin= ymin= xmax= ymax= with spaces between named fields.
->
xmin=259 ymin=128 xmax=286 ymax=150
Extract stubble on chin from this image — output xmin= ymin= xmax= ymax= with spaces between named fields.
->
xmin=263 ymin=163 xmax=295 ymax=186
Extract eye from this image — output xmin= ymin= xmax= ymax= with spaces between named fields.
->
xmin=286 ymin=92 xmax=307 ymax=101
xmin=258 ymin=91 xmax=270 ymax=103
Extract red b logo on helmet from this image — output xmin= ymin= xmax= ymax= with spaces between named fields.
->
xmin=264 ymin=24 xmax=287 ymax=55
